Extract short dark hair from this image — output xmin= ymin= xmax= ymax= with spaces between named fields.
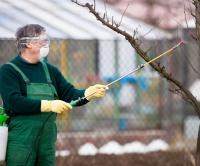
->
xmin=15 ymin=24 xmax=46 ymax=52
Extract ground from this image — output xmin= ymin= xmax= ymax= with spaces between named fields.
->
xmin=0 ymin=151 xmax=195 ymax=166
xmin=56 ymin=151 xmax=195 ymax=166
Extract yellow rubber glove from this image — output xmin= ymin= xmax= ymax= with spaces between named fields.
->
xmin=41 ymin=100 xmax=72 ymax=113
xmin=85 ymin=84 xmax=109 ymax=101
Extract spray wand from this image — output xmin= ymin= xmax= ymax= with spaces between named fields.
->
xmin=70 ymin=41 xmax=183 ymax=106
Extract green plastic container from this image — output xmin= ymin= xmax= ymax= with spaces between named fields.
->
xmin=0 ymin=107 xmax=9 ymax=126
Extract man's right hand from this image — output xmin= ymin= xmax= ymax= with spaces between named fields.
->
xmin=41 ymin=100 xmax=72 ymax=113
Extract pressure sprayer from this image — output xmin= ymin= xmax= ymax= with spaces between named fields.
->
xmin=0 ymin=107 xmax=9 ymax=163
xmin=23 ymin=41 xmax=183 ymax=165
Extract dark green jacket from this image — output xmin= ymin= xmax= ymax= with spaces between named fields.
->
xmin=0 ymin=55 xmax=88 ymax=117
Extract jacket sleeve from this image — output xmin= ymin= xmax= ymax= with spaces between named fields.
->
xmin=52 ymin=66 xmax=89 ymax=106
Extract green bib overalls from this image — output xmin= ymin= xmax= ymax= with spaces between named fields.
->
xmin=6 ymin=62 xmax=58 ymax=166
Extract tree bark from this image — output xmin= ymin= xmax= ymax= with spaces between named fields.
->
xmin=195 ymin=1 xmax=200 ymax=165
xmin=196 ymin=0 xmax=200 ymax=44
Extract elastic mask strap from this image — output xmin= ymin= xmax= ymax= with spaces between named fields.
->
xmin=6 ymin=62 xmax=30 ymax=84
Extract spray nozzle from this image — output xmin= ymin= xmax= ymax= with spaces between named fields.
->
xmin=179 ymin=41 xmax=184 ymax=45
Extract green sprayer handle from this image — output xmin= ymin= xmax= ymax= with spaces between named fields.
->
xmin=70 ymin=102 xmax=77 ymax=107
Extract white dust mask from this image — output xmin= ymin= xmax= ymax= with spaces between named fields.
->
xmin=37 ymin=46 xmax=49 ymax=62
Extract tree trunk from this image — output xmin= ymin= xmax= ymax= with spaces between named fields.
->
xmin=196 ymin=1 xmax=200 ymax=165
xmin=196 ymin=0 xmax=200 ymax=44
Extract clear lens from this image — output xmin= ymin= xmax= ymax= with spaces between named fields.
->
xmin=20 ymin=34 xmax=50 ymax=46
xmin=39 ymin=34 xmax=50 ymax=46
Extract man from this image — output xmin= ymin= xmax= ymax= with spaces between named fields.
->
xmin=0 ymin=24 xmax=108 ymax=166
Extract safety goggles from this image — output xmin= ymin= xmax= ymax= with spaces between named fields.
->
xmin=20 ymin=34 xmax=50 ymax=46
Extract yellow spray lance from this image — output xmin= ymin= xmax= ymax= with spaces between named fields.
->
xmin=0 ymin=107 xmax=9 ymax=163
xmin=70 ymin=41 xmax=183 ymax=106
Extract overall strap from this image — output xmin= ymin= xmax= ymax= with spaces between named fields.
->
xmin=41 ymin=62 xmax=59 ymax=99
xmin=6 ymin=62 xmax=30 ymax=84
xmin=41 ymin=62 xmax=52 ymax=85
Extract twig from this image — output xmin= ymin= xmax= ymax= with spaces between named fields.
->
xmin=136 ymin=18 xmax=163 ymax=40
xmin=118 ymin=3 xmax=129 ymax=27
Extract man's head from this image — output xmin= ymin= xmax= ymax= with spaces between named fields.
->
xmin=16 ymin=24 xmax=46 ymax=52
xmin=15 ymin=24 xmax=50 ymax=62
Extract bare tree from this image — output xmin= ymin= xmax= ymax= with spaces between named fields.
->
xmin=72 ymin=0 xmax=200 ymax=120
xmin=73 ymin=0 xmax=200 ymax=164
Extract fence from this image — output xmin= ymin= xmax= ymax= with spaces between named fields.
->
xmin=0 ymin=37 xmax=199 ymax=165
